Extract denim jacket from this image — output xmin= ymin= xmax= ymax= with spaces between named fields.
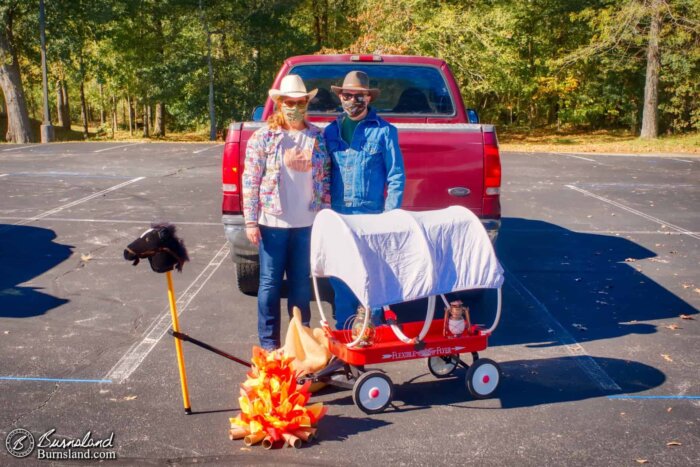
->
xmin=323 ymin=108 xmax=405 ymax=214
xmin=242 ymin=123 xmax=331 ymax=225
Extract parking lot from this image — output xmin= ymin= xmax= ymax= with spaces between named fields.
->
xmin=0 ymin=142 xmax=698 ymax=466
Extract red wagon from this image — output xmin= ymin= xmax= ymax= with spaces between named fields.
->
xmin=308 ymin=206 xmax=504 ymax=414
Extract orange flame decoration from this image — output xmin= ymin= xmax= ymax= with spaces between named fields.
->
xmin=229 ymin=346 xmax=327 ymax=449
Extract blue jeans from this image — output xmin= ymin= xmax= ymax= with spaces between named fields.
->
xmin=257 ymin=225 xmax=311 ymax=350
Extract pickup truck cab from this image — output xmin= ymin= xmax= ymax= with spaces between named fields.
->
xmin=222 ymin=54 xmax=501 ymax=294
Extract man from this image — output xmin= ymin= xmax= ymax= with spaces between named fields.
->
xmin=324 ymin=70 xmax=406 ymax=329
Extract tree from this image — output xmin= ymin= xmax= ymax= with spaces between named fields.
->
xmin=0 ymin=2 xmax=33 ymax=143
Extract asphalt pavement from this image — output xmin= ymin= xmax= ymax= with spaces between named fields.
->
xmin=0 ymin=142 xmax=698 ymax=466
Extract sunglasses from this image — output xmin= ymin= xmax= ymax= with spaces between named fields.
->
xmin=281 ymin=99 xmax=307 ymax=107
xmin=340 ymin=93 xmax=368 ymax=102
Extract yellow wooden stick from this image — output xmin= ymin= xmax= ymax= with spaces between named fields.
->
xmin=166 ymin=271 xmax=191 ymax=414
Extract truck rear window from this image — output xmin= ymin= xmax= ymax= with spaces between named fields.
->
xmin=289 ymin=64 xmax=455 ymax=116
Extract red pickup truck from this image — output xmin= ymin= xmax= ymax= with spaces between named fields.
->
xmin=222 ymin=54 xmax=501 ymax=294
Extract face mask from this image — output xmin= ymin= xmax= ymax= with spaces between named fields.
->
xmin=342 ymin=99 xmax=367 ymax=118
xmin=281 ymin=103 xmax=307 ymax=123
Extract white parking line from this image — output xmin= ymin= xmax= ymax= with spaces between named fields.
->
xmin=0 ymin=177 xmax=145 ymax=234
xmin=93 ymin=142 xmax=145 ymax=153
xmin=2 ymin=145 xmax=33 ymax=152
xmin=505 ymin=268 xmax=622 ymax=393
xmin=670 ymin=158 xmax=693 ymax=163
xmin=192 ymin=144 xmax=223 ymax=154
xmin=105 ymin=242 xmax=230 ymax=383
xmin=556 ymin=153 xmax=596 ymax=162
xmin=566 ymin=185 xmax=700 ymax=241
xmin=0 ymin=216 xmax=220 ymax=226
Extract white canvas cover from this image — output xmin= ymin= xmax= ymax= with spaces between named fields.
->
xmin=310 ymin=206 xmax=504 ymax=309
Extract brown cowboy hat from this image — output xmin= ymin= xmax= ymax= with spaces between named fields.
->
xmin=331 ymin=71 xmax=380 ymax=100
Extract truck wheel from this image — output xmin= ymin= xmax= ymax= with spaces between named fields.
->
xmin=236 ymin=263 xmax=259 ymax=296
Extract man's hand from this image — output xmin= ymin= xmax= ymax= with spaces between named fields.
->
xmin=246 ymin=226 xmax=261 ymax=246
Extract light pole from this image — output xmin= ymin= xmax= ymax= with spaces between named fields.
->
xmin=39 ymin=0 xmax=54 ymax=143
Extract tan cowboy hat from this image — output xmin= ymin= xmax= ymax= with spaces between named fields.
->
xmin=331 ymin=71 xmax=380 ymax=99
xmin=268 ymin=74 xmax=318 ymax=100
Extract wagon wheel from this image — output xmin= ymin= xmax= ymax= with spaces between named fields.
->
xmin=428 ymin=352 xmax=479 ymax=378
xmin=352 ymin=371 xmax=394 ymax=414
xmin=465 ymin=358 xmax=501 ymax=399
xmin=428 ymin=355 xmax=460 ymax=378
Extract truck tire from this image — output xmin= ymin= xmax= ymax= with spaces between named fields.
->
xmin=236 ymin=263 xmax=259 ymax=296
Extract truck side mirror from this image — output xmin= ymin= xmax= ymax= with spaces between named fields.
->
xmin=467 ymin=108 xmax=479 ymax=124
xmin=251 ymin=106 xmax=264 ymax=122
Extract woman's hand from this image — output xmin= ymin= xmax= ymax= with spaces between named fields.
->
xmin=246 ymin=225 xmax=261 ymax=246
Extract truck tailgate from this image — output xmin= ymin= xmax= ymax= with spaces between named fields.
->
xmin=396 ymin=123 xmax=485 ymax=215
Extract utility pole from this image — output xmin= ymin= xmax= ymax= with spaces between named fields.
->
xmin=39 ymin=0 xmax=54 ymax=143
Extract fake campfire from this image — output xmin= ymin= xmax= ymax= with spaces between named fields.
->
xmin=229 ymin=347 xmax=327 ymax=449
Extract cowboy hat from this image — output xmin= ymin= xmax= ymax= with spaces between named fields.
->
xmin=268 ymin=74 xmax=318 ymax=100
xmin=331 ymin=71 xmax=380 ymax=99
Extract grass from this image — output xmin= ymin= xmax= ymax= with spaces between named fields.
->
xmin=2 ymin=116 xmax=698 ymax=154
xmin=499 ymin=128 xmax=700 ymax=155
xmin=0 ymin=115 xmax=218 ymax=143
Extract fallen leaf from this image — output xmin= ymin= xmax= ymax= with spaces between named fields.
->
xmin=680 ymin=314 xmax=694 ymax=320
xmin=661 ymin=354 xmax=673 ymax=362
xmin=124 ymin=395 xmax=138 ymax=401
xmin=681 ymin=283 xmax=691 ymax=289
xmin=80 ymin=253 xmax=93 ymax=262
xmin=572 ymin=323 xmax=588 ymax=331
xmin=624 ymin=258 xmax=637 ymax=262
xmin=667 ymin=407 xmax=672 ymax=413
xmin=666 ymin=441 xmax=681 ymax=447
xmin=240 ymin=447 xmax=251 ymax=452
xmin=650 ymin=258 xmax=669 ymax=263
xmin=664 ymin=324 xmax=681 ymax=330
xmin=635 ymin=460 xmax=648 ymax=464
xmin=694 ymin=288 xmax=700 ymax=295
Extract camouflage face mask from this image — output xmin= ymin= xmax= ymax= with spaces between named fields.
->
xmin=342 ymin=99 xmax=367 ymax=118
xmin=281 ymin=103 xmax=308 ymax=123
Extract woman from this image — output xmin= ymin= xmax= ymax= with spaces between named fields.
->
xmin=242 ymin=74 xmax=331 ymax=351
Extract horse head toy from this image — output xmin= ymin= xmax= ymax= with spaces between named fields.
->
xmin=123 ymin=223 xmax=189 ymax=273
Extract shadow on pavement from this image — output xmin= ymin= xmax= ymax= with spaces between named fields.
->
xmin=316 ymin=414 xmax=391 ymax=442
xmin=376 ymin=356 xmax=665 ymax=411
xmin=0 ymin=224 xmax=73 ymax=317
xmin=492 ymin=218 xmax=698 ymax=346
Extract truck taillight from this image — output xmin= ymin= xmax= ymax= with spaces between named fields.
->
xmin=484 ymin=143 xmax=501 ymax=196
xmin=222 ymin=142 xmax=240 ymax=192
